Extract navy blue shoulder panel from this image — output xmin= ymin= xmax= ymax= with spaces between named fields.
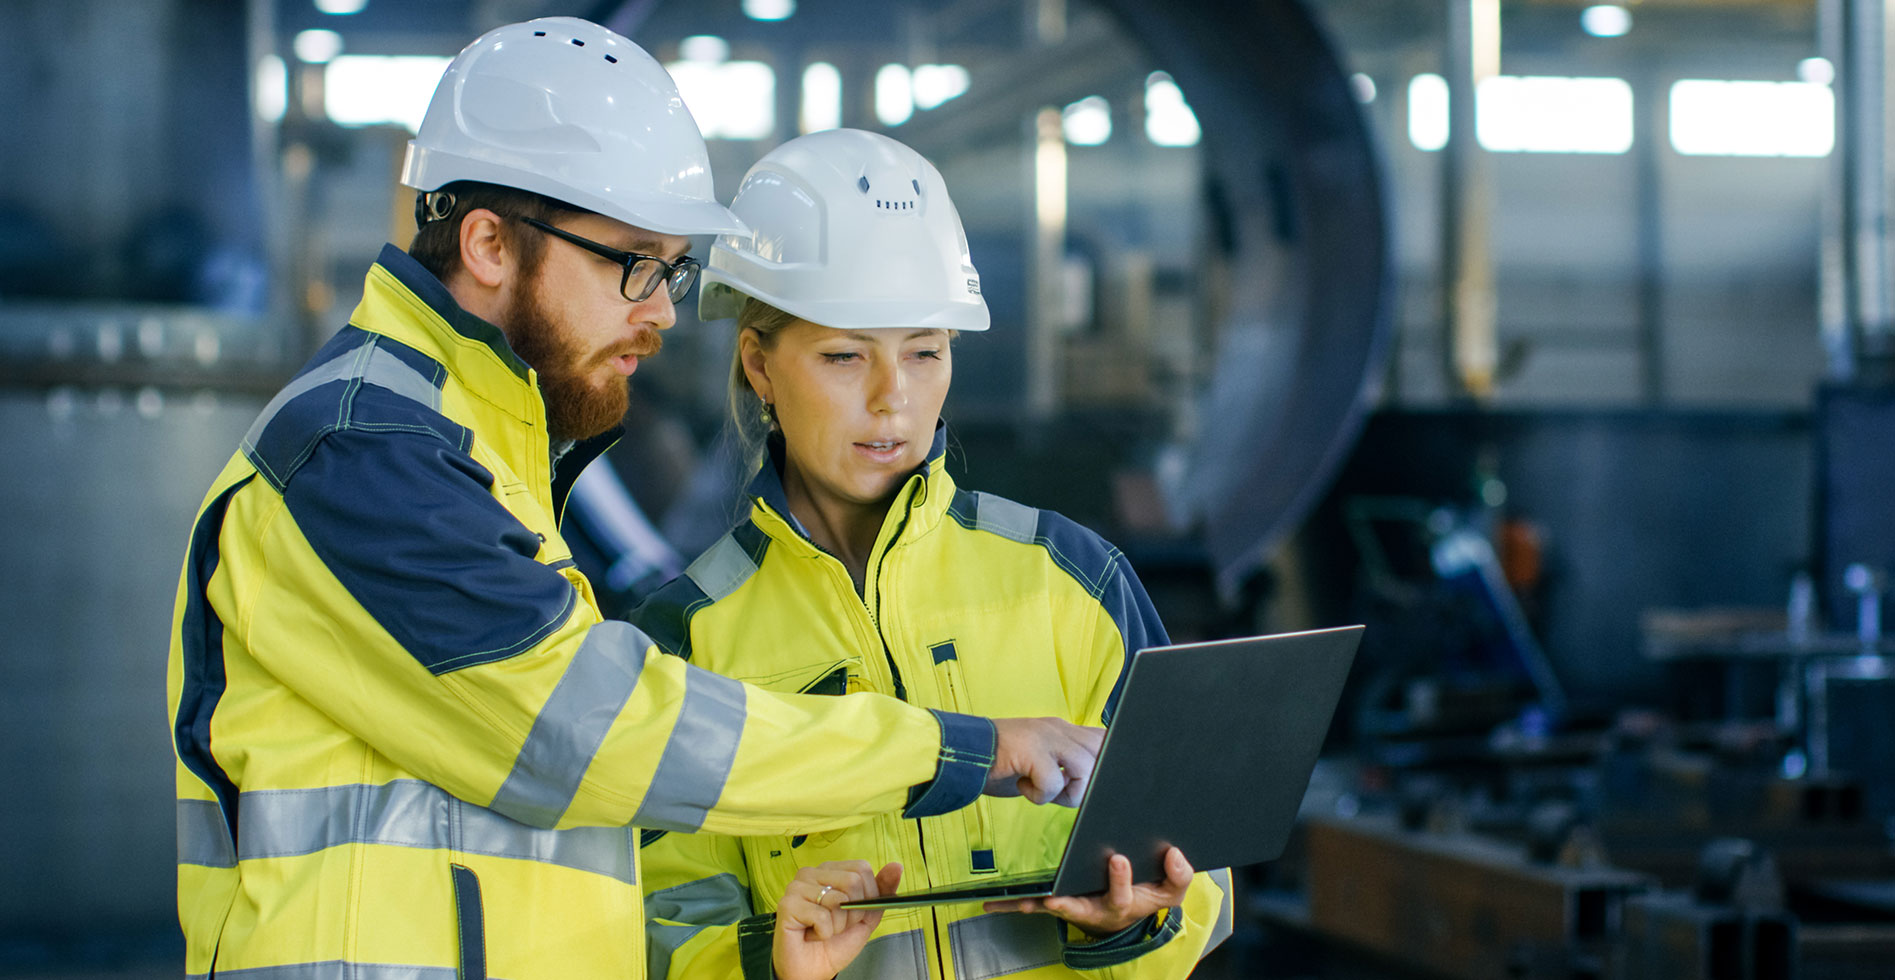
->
xmin=175 ymin=474 xmax=257 ymax=841
xmin=243 ymin=327 xmax=469 ymax=493
xmin=282 ymin=425 xmax=578 ymax=675
xmin=627 ymin=520 xmax=771 ymax=662
xmin=947 ymin=489 xmax=1169 ymax=725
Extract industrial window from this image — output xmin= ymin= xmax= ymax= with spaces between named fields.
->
xmin=800 ymin=62 xmax=841 ymax=134
xmin=666 ymin=60 xmax=776 ymax=140
xmin=912 ymin=65 xmax=971 ymax=110
xmin=876 ymin=65 xmax=914 ymax=126
xmin=1145 ymin=72 xmax=1201 ymax=147
xmin=323 ymin=55 xmax=452 ymax=132
xmin=1063 ymin=96 xmax=1112 ymax=146
xmin=1409 ymin=74 xmax=1634 ymax=154
xmin=1668 ymin=79 xmax=1833 ymax=157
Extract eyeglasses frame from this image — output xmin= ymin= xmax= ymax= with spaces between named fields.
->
xmin=518 ymin=216 xmax=701 ymax=304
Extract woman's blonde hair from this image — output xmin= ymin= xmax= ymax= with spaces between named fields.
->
xmin=727 ymin=297 xmax=800 ymax=475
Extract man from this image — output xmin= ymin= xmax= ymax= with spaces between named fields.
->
xmin=167 ymin=18 xmax=1099 ymax=979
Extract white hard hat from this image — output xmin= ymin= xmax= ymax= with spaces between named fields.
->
xmin=402 ymin=17 xmax=745 ymax=237
xmin=699 ymin=129 xmax=989 ymax=332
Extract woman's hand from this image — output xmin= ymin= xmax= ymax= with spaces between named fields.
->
xmin=772 ymin=860 xmax=903 ymax=980
xmin=983 ymin=847 xmax=1193 ymax=939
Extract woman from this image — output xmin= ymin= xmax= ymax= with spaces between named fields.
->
xmin=633 ymin=129 xmax=1231 ymax=980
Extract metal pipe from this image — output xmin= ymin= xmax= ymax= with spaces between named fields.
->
xmin=1027 ymin=106 xmax=1067 ymax=420
xmin=1825 ymin=0 xmax=1895 ymax=384
xmin=1441 ymin=0 xmax=1500 ymax=401
xmin=1634 ymin=64 xmax=1667 ymax=405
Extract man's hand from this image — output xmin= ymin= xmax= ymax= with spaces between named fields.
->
xmin=988 ymin=717 xmax=1104 ymax=806
xmin=772 ymin=861 xmax=902 ymax=980
xmin=983 ymin=847 xmax=1194 ymax=938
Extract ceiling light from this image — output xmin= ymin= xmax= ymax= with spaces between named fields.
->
xmin=742 ymin=0 xmax=795 ymax=20
xmin=679 ymin=35 xmax=730 ymax=64
xmin=1581 ymin=5 xmax=1632 ymax=38
xmin=293 ymin=29 xmax=344 ymax=64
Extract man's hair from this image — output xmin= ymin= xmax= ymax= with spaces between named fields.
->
xmin=406 ymin=181 xmax=580 ymax=283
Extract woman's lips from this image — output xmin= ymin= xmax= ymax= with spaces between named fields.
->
xmin=853 ymin=439 xmax=906 ymax=464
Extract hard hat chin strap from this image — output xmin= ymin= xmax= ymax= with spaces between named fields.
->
xmin=416 ymin=190 xmax=458 ymax=226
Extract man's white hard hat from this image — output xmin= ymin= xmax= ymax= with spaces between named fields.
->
xmin=698 ymin=129 xmax=989 ymax=332
xmin=401 ymin=17 xmax=746 ymax=237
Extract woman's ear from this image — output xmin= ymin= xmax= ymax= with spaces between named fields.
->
xmin=739 ymin=329 xmax=774 ymax=405
xmin=458 ymin=208 xmax=513 ymax=289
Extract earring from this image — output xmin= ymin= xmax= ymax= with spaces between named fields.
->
xmin=760 ymin=401 xmax=775 ymax=427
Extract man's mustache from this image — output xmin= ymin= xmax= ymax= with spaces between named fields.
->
xmin=606 ymin=328 xmax=664 ymax=361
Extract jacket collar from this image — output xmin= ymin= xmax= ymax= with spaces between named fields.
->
xmin=745 ymin=422 xmax=955 ymax=550
xmin=349 ymin=245 xmax=556 ymax=484
xmin=371 ymin=244 xmax=533 ymax=381
xmin=352 ymin=246 xmax=623 ymax=511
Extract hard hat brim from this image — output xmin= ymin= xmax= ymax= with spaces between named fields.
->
xmin=403 ymin=144 xmax=749 ymax=238
xmin=698 ymin=278 xmax=990 ymax=332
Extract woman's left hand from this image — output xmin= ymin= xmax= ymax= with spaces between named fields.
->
xmin=773 ymin=860 xmax=902 ymax=980
xmin=983 ymin=847 xmax=1193 ymax=938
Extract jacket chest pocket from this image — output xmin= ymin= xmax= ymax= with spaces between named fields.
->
xmin=496 ymin=481 xmax=570 ymax=565
xmin=928 ymin=641 xmax=996 ymax=874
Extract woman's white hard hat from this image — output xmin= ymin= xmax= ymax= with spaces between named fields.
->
xmin=401 ymin=17 xmax=745 ymax=237
xmin=699 ymin=128 xmax=990 ymax=332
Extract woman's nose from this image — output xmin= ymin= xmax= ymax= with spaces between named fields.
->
xmin=868 ymin=360 xmax=908 ymax=414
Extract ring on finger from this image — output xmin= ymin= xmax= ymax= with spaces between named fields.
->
xmin=817 ymin=884 xmax=834 ymax=904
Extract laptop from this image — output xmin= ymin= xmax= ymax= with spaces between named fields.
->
xmin=844 ymin=626 xmax=1362 ymax=908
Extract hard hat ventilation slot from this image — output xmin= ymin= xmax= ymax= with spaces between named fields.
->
xmin=605 ymin=54 xmax=618 ymax=63
xmin=533 ymin=31 xmax=546 ymax=36
xmin=857 ymin=176 xmax=871 ymax=194
xmin=570 ymin=38 xmax=585 ymax=46
xmin=912 ymin=180 xmax=921 ymax=194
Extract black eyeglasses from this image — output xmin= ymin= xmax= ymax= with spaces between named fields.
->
xmin=519 ymin=217 xmax=701 ymax=303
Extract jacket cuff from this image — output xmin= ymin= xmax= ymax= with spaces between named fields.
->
xmin=902 ymin=710 xmax=996 ymax=819
xmin=736 ymin=912 xmax=776 ymax=980
xmin=1061 ymin=906 xmax=1184 ymax=971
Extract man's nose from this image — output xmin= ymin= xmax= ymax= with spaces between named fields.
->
xmin=631 ymin=286 xmax=677 ymax=331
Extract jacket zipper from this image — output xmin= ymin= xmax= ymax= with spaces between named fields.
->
xmin=859 ymin=498 xmax=958 ymax=979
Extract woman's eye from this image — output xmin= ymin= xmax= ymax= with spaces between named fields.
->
xmin=820 ymin=352 xmax=859 ymax=363
xmin=914 ymin=349 xmax=943 ymax=361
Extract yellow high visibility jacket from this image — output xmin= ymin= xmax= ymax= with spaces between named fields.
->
xmin=631 ymin=433 xmax=1234 ymax=980
xmin=166 ymin=246 xmax=995 ymax=980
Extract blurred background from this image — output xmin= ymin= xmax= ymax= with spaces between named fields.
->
xmin=3 ymin=0 xmax=1892 ymax=977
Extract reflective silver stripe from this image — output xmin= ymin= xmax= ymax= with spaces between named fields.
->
xmin=192 ymin=961 xmax=458 ymax=979
xmin=840 ymin=928 xmax=927 ymax=980
xmin=242 ymin=341 xmax=442 ymax=455
xmin=973 ymin=493 xmax=1040 ymax=544
xmin=645 ymin=872 xmax=753 ymax=977
xmin=1201 ymin=867 xmax=1235 ymax=959
xmin=949 ymin=913 xmax=1064 ymax=980
xmin=232 ymin=780 xmax=634 ymax=884
xmin=631 ymin=667 xmax=746 ymax=832
xmin=176 ymin=798 xmax=236 ymax=868
xmin=684 ymin=531 xmax=759 ymax=601
xmin=491 ymin=620 xmax=651 ymax=828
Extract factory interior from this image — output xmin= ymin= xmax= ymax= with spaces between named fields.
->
xmin=3 ymin=0 xmax=1893 ymax=977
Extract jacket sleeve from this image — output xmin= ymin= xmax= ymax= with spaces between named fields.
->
xmin=236 ymin=427 xmax=991 ymax=834
xmin=1059 ymin=546 xmax=1236 ymax=974
xmin=641 ymin=830 xmax=758 ymax=980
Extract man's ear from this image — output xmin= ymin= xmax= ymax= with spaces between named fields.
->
xmin=458 ymin=208 xmax=512 ymax=289
xmin=739 ymin=329 xmax=774 ymax=405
